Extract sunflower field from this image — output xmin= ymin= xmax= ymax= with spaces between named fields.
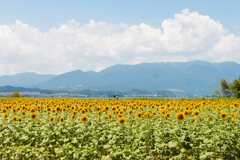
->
xmin=0 ymin=98 xmax=240 ymax=159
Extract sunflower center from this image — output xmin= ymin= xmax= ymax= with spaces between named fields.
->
xmin=178 ymin=114 xmax=184 ymax=119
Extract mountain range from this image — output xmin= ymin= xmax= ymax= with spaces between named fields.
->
xmin=0 ymin=60 xmax=240 ymax=94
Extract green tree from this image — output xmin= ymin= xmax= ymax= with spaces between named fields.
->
xmin=230 ymin=76 xmax=240 ymax=98
xmin=213 ymin=89 xmax=221 ymax=98
xmin=220 ymin=78 xmax=231 ymax=97
xmin=10 ymin=91 xmax=24 ymax=97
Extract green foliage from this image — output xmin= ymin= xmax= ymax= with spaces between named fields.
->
xmin=230 ymin=76 xmax=240 ymax=98
xmin=220 ymin=78 xmax=231 ymax=97
xmin=0 ymin=98 xmax=240 ymax=159
xmin=9 ymin=91 xmax=24 ymax=97
xmin=216 ymin=76 xmax=240 ymax=98
xmin=214 ymin=89 xmax=221 ymax=98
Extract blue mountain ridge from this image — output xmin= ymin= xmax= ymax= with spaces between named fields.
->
xmin=0 ymin=61 xmax=239 ymax=94
xmin=30 ymin=60 xmax=240 ymax=94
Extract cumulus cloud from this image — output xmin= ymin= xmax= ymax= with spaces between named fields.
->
xmin=0 ymin=9 xmax=239 ymax=76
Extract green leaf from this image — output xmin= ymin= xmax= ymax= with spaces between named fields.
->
xmin=200 ymin=152 xmax=214 ymax=159
xmin=168 ymin=141 xmax=178 ymax=148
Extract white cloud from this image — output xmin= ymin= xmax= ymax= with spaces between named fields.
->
xmin=0 ymin=9 xmax=239 ymax=76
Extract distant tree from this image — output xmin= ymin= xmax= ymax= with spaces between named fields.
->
xmin=230 ymin=76 xmax=240 ymax=98
xmin=216 ymin=76 xmax=240 ymax=98
xmin=213 ymin=89 xmax=221 ymax=98
xmin=10 ymin=91 xmax=24 ymax=97
xmin=220 ymin=78 xmax=231 ymax=98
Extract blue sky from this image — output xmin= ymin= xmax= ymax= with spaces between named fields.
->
xmin=1 ymin=0 xmax=239 ymax=34
xmin=0 ymin=0 xmax=240 ymax=75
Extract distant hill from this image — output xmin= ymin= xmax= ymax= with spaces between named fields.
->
xmin=36 ymin=60 xmax=240 ymax=94
xmin=0 ymin=72 xmax=56 ymax=87
xmin=0 ymin=61 xmax=239 ymax=94
xmin=0 ymin=85 xmax=42 ymax=92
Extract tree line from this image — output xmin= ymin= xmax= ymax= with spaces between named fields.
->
xmin=214 ymin=76 xmax=240 ymax=98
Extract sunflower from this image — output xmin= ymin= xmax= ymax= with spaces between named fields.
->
xmin=12 ymin=116 xmax=17 ymax=122
xmin=143 ymin=112 xmax=151 ymax=119
xmin=191 ymin=118 xmax=195 ymax=122
xmin=80 ymin=115 xmax=88 ymax=123
xmin=230 ymin=113 xmax=236 ymax=119
xmin=164 ymin=115 xmax=168 ymax=120
xmin=207 ymin=117 xmax=210 ymax=123
xmin=2 ymin=108 xmax=7 ymax=114
xmin=37 ymin=121 xmax=41 ymax=125
xmin=18 ymin=118 xmax=22 ymax=122
xmin=52 ymin=109 xmax=56 ymax=113
xmin=98 ymin=111 xmax=101 ymax=117
xmin=179 ymin=107 xmax=183 ymax=112
xmin=193 ymin=110 xmax=200 ymax=117
xmin=89 ymin=108 xmax=93 ymax=113
xmin=49 ymin=116 xmax=54 ymax=122
xmin=117 ymin=113 xmax=123 ymax=118
xmin=37 ymin=105 xmax=41 ymax=110
xmin=118 ymin=117 xmax=126 ymax=125
xmin=30 ymin=108 xmax=36 ymax=113
xmin=165 ymin=113 xmax=170 ymax=118
xmin=21 ymin=111 xmax=26 ymax=116
xmin=220 ymin=112 xmax=227 ymax=119
xmin=67 ymin=130 xmax=70 ymax=133
xmin=187 ymin=110 xmax=192 ymax=116
xmin=156 ymin=115 xmax=160 ymax=119
xmin=128 ymin=109 xmax=132 ymax=115
xmin=71 ymin=115 xmax=75 ymax=120
xmin=96 ymin=107 xmax=101 ymax=112
xmin=22 ymin=106 xmax=26 ymax=110
xmin=72 ymin=110 xmax=78 ymax=116
xmin=108 ymin=113 xmax=112 ymax=119
xmin=47 ymin=107 xmax=51 ymax=112
xmin=232 ymin=118 xmax=235 ymax=123
xmin=152 ymin=111 xmax=157 ymax=116
xmin=234 ymin=103 xmax=239 ymax=107
xmin=12 ymin=108 xmax=17 ymax=113
xmin=81 ymin=109 xmax=86 ymax=114
xmin=176 ymin=112 xmax=185 ymax=122
xmin=56 ymin=106 xmax=61 ymax=112
xmin=59 ymin=117 xmax=64 ymax=123
xmin=136 ymin=112 xmax=142 ymax=118
xmin=104 ymin=106 xmax=109 ymax=111
xmin=3 ymin=113 xmax=7 ymax=120
xmin=30 ymin=113 xmax=37 ymax=120
xmin=160 ymin=109 xmax=166 ymax=115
